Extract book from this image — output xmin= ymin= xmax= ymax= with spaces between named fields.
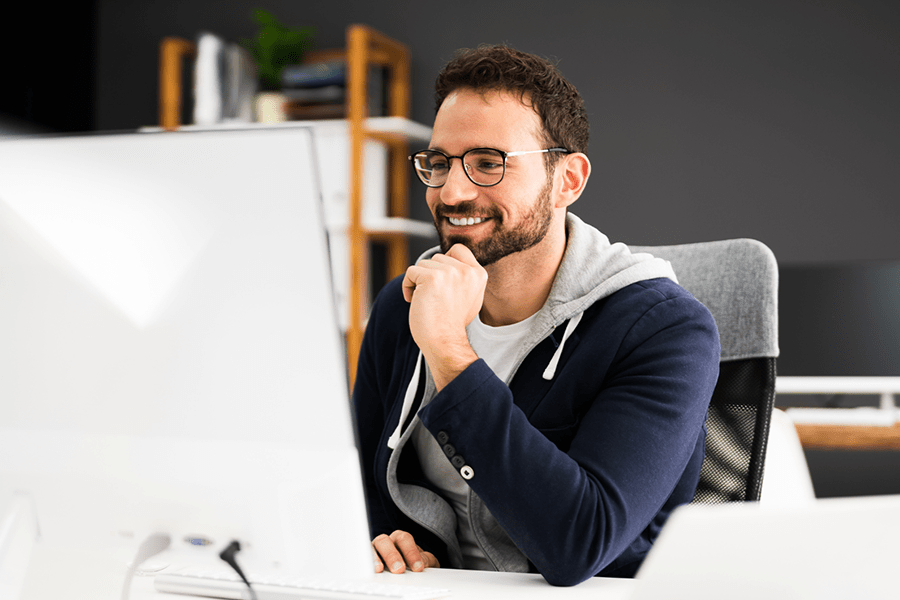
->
xmin=281 ymin=84 xmax=345 ymax=103
xmin=192 ymin=31 xmax=257 ymax=125
xmin=281 ymin=60 xmax=346 ymax=88
xmin=284 ymin=102 xmax=346 ymax=120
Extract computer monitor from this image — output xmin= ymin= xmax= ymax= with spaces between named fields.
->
xmin=633 ymin=494 xmax=900 ymax=600
xmin=779 ymin=261 xmax=900 ymax=379
xmin=0 ymin=127 xmax=372 ymax=598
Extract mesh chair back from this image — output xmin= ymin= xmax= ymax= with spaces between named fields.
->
xmin=631 ymin=239 xmax=779 ymax=502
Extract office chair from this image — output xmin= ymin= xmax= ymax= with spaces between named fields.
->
xmin=759 ymin=409 xmax=815 ymax=504
xmin=631 ymin=239 xmax=779 ymax=502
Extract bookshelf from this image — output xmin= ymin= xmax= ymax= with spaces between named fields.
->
xmin=158 ymin=25 xmax=433 ymax=384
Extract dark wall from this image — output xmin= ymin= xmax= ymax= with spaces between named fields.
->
xmin=91 ymin=0 xmax=900 ymax=265
xmin=804 ymin=450 xmax=900 ymax=498
xmin=1 ymin=3 xmax=97 ymax=134
xmin=779 ymin=262 xmax=900 ymax=377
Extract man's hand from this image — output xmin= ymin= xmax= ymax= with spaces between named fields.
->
xmin=402 ymin=244 xmax=486 ymax=390
xmin=372 ymin=531 xmax=440 ymax=574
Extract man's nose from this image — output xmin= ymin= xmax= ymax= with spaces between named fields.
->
xmin=439 ymin=159 xmax=479 ymax=206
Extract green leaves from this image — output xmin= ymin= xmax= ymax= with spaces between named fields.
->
xmin=241 ymin=9 xmax=314 ymax=90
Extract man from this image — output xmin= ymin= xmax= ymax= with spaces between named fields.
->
xmin=352 ymin=45 xmax=719 ymax=586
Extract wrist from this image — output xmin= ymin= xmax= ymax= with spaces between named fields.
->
xmin=421 ymin=336 xmax=478 ymax=392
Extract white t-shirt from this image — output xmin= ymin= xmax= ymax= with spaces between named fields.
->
xmin=411 ymin=312 xmax=537 ymax=569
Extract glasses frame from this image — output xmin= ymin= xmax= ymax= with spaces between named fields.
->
xmin=408 ymin=147 xmax=569 ymax=188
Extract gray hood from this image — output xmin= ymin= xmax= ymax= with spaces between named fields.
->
xmin=413 ymin=212 xmax=678 ymax=380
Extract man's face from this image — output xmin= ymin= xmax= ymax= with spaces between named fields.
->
xmin=426 ymin=89 xmax=558 ymax=267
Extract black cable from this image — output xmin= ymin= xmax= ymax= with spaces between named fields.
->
xmin=219 ymin=540 xmax=258 ymax=600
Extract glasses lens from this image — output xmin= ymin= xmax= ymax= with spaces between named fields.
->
xmin=413 ymin=151 xmax=449 ymax=187
xmin=464 ymin=149 xmax=505 ymax=186
xmin=411 ymin=149 xmax=507 ymax=187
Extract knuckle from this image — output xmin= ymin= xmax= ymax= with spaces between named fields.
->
xmin=390 ymin=530 xmax=413 ymax=544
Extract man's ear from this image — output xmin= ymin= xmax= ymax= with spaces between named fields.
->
xmin=554 ymin=152 xmax=591 ymax=209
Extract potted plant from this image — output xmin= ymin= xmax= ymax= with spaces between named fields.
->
xmin=241 ymin=9 xmax=314 ymax=121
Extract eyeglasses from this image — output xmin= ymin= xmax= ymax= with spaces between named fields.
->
xmin=408 ymin=147 xmax=569 ymax=188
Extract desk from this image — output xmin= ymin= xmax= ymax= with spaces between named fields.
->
xmin=130 ymin=568 xmax=636 ymax=600
xmin=792 ymin=422 xmax=900 ymax=450
xmin=776 ymin=376 xmax=900 ymax=449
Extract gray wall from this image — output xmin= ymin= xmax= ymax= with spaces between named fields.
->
xmin=96 ymin=0 xmax=900 ymax=266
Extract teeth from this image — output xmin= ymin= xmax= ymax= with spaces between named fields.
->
xmin=449 ymin=217 xmax=485 ymax=226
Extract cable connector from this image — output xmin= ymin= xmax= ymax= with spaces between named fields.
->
xmin=219 ymin=540 xmax=258 ymax=600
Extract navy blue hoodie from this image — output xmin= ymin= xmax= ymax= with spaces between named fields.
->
xmin=352 ymin=214 xmax=720 ymax=585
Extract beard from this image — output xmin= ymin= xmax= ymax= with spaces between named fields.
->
xmin=432 ymin=176 xmax=555 ymax=267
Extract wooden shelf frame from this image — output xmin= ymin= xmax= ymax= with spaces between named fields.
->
xmin=345 ymin=25 xmax=416 ymax=384
xmin=159 ymin=36 xmax=197 ymax=130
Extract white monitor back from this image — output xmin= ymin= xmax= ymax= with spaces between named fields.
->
xmin=0 ymin=128 xmax=371 ymax=598
xmin=633 ymin=494 xmax=900 ymax=600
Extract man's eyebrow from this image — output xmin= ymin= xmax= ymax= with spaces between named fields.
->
xmin=426 ymin=145 xmax=500 ymax=154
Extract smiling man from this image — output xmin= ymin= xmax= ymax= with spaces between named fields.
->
xmin=352 ymin=45 xmax=720 ymax=586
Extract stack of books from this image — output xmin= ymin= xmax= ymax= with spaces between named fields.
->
xmin=281 ymin=60 xmax=347 ymax=120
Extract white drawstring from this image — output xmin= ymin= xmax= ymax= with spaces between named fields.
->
xmin=387 ymin=351 xmax=423 ymax=449
xmin=389 ymin=315 xmax=581 ymax=442
xmin=542 ymin=312 xmax=583 ymax=380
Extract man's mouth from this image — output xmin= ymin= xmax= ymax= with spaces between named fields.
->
xmin=448 ymin=216 xmax=487 ymax=226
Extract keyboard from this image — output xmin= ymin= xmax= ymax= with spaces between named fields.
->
xmin=154 ymin=566 xmax=452 ymax=600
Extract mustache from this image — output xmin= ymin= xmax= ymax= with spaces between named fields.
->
xmin=433 ymin=201 xmax=501 ymax=220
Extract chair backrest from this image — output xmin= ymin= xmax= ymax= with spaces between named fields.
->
xmin=631 ymin=239 xmax=779 ymax=502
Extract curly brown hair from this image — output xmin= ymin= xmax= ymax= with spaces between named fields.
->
xmin=434 ymin=45 xmax=589 ymax=159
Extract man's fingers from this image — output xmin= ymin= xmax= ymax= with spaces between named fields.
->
xmin=402 ymin=258 xmax=448 ymax=302
xmin=420 ymin=550 xmax=440 ymax=569
xmin=371 ymin=531 xmax=440 ymax=574
xmin=402 ymin=269 xmax=417 ymax=303
xmin=372 ymin=533 xmax=407 ymax=573
xmin=389 ymin=530 xmax=425 ymax=572
xmin=401 ymin=260 xmax=442 ymax=303
xmin=444 ymin=243 xmax=479 ymax=266
xmin=372 ymin=546 xmax=384 ymax=573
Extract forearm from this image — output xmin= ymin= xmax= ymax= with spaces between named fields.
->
xmin=416 ymin=302 xmax=718 ymax=584
xmin=417 ymin=362 xmax=654 ymax=584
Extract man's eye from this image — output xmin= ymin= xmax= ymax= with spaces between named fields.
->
xmin=475 ymin=160 xmax=503 ymax=171
xmin=430 ymin=160 xmax=450 ymax=172
xmin=467 ymin=151 xmax=504 ymax=172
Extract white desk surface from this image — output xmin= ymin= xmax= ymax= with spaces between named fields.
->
xmin=776 ymin=375 xmax=900 ymax=394
xmin=130 ymin=567 xmax=636 ymax=600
